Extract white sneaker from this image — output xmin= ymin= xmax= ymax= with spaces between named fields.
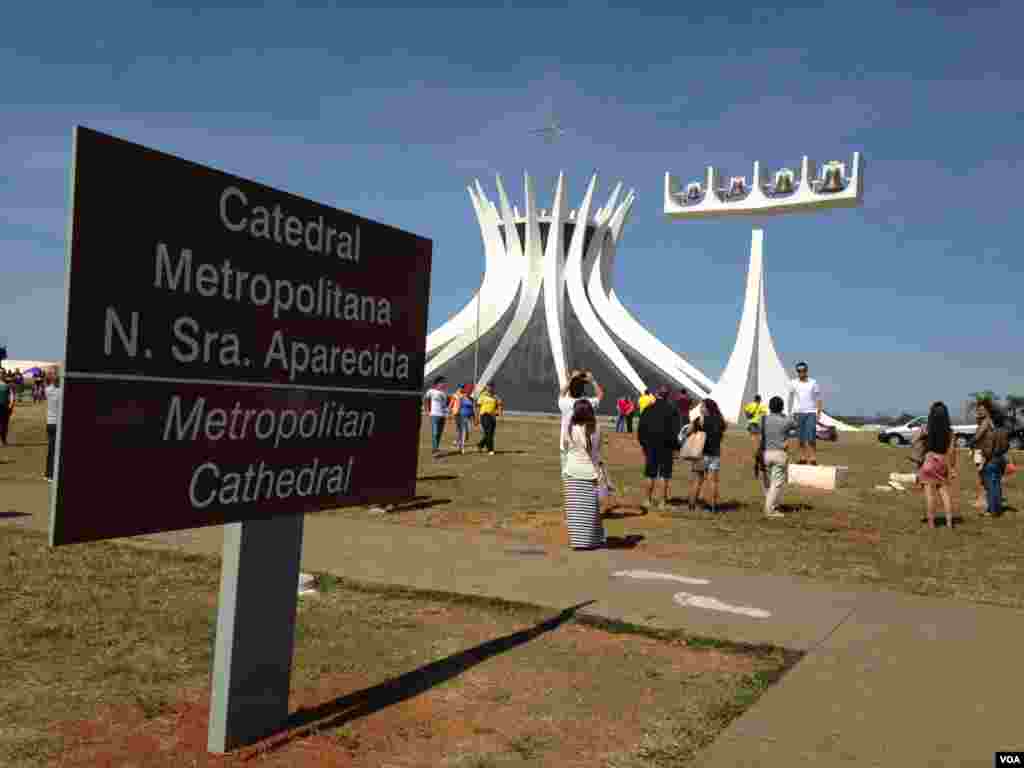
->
xmin=765 ymin=509 xmax=785 ymax=519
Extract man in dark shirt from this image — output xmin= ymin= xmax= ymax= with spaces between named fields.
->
xmin=638 ymin=385 xmax=682 ymax=509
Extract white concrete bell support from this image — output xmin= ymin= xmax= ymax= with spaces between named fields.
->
xmin=706 ymin=229 xmax=858 ymax=430
xmin=664 ymin=152 xmax=864 ymax=218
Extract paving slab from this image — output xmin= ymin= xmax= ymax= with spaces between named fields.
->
xmin=697 ymin=589 xmax=1024 ymax=767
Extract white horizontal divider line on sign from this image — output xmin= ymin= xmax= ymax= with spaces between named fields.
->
xmin=672 ymin=592 xmax=771 ymax=619
xmin=63 ymin=371 xmax=425 ymax=396
xmin=612 ymin=570 xmax=711 ymax=586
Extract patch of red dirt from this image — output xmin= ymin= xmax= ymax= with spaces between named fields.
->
xmin=49 ymin=615 xmax=757 ymax=767
xmin=843 ymin=528 xmax=882 ymax=545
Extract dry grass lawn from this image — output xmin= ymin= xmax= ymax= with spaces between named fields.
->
xmin=0 ymin=525 xmax=793 ymax=767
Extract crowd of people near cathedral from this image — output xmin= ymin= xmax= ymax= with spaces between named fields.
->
xmin=423 ymin=360 xmax=1013 ymax=551
xmin=421 ymin=376 xmax=504 ymax=458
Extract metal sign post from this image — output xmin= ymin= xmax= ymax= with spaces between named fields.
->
xmin=208 ymin=515 xmax=304 ymax=752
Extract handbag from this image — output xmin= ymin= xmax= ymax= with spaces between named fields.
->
xmin=681 ymin=430 xmax=706 ymax=460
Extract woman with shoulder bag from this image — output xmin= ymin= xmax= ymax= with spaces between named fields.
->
xmin=686 ymin=398 xmax=726 ymax=513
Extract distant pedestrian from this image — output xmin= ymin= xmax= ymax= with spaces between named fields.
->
xmin=558 ymin=369 xmax=604 ymax=473
xmin=448 ymin=387 xmax=462 ymax=448
xmin=638 ymin=385 xmax=682 ymax=509
xmin=757 ymin=396 xmax=796 ymax=518
xmin=637 ymin=389 xmax=655 ymax=415
xmin=624 ymin=396 xmax=637 ymax=433
xmin=743 ymin=395 xmax=768 ymax=450
xmin=562 ymin=399 xmax=606 ymax=550
xmin=687 ymin=398 xmax=727 ymax=513
xmin=477 ymin=385 xmax=502 ymax=455
xmin=786 ymin=362 xmax=823 ymax=465
xmin=615 ymin=396 xmax=630 ymax=433
xmin=916 ymin=402 xmax=959 ymax=529
xmin=453 ymin=386 xmax=476 ymax=454
xmin=0 ymin=373 xmax=12 ymax=446
xmin=423 ymin=376 xmax=449 ymax=457
xmin=975 ymin=398 xmax=1010 ymax=517
xmin=44 ymin=368 xmax=62 ymax=481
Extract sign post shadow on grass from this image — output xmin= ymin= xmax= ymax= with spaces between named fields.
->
xmin=50 ymin=127 xmax=432 ymax=752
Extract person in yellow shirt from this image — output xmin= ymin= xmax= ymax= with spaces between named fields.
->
xmin=637 ymin=389 xmax=656 ymax=414
xmin=743 ymin=395 xmax=769 ymax=449
xmin=476 ymin=385 xmax=503 ymax=455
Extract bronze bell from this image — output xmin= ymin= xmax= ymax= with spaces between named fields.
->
xmin=774 ymin=170 xmax=794 ymax=194
xmin=686 ymin=182 xmax=702 ymax=201
xmin=728 ymin=176 xmax=746 ymax=197
xmin=821 ymin=162 xmax=845 ymax=192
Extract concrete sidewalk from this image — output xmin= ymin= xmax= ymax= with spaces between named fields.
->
xmin=4 ymin=478 xmax=1023 ymax=766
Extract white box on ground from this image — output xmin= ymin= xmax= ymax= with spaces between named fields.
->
xmin=788 ymin=464 xmax=848 ymax=490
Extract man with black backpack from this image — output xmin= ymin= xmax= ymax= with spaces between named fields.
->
xmin=638 ymin=385 xmax=682 ymax=510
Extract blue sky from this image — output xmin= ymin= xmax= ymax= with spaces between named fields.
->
xmin=1 ymin=0 xmax=1020 ymax=417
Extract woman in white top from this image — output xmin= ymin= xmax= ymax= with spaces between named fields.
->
xmin=562 ymin=399 xmax=606 ymax=550
xmin=44 ymin=368 xmax=62 ymax=482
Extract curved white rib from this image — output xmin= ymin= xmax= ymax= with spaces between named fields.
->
xmin=542 ymin=173 xmax=570 ymax=388
xmin=426 ymin=187 xmax=503 ymax=355
xmin=586 ymin=191 xmax=714 ymax=396
xmin=476 ymin=173 xmax=546 ymax=391
xmin=564 ymin=174 xmax=646 ymax=393
xmin=425 ymin=182 xmax=522 ymax=377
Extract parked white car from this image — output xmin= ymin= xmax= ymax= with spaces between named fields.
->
xmin=877 ymin=416 xmax=978 ymax=447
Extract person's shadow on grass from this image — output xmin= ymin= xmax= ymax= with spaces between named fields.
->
xmin=265 ymin=601 xmax=597 ymax=753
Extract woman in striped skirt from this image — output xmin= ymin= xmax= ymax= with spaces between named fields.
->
xmin=562 ymin=399 xmax=606 ymax=549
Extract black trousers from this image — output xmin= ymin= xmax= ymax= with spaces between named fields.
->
xmin=625 ymin=414 xmax=635 ymax=432
xmin=479 ymin=414 xmax=497 ymax=452
xmin=0 ymin=407 xmax=10 ymax=445
xmin=46 ymin=424 xmax=57 ymax=478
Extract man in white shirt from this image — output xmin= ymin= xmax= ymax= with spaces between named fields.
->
xmin=786 ymin=361 xmax=823 ymax=465
xmin=423 ymin=376 xmax=450 ymax=457
xmin=558 ymin=369 xmax=604 ymax=472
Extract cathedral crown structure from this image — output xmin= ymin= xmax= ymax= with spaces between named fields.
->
xmin=425 ymin=172 xmax=713 ymax=414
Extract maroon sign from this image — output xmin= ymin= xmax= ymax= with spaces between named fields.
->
xmin=51 ymin=127 xmax=432 ymax=546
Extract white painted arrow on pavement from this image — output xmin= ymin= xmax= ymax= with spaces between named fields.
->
xmin=612 ymin=569 xmax=710 ymax=585
xmin=672 ymin=592 xmax=771 ymax=619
